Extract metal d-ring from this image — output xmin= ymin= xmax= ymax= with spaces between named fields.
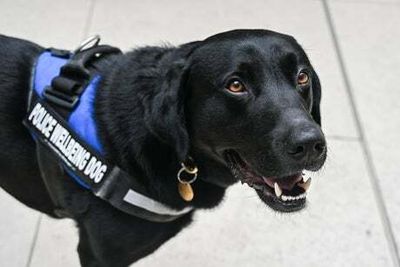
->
xmin=180 ymin=161 xmax=198 ymax=174
xmin=177 ymin=167 xmax=198 ymax=184
xmin=177 ymin=159 xmax=198 ymax=184
xmin=74 ymin=35 xmax=101 ymax=54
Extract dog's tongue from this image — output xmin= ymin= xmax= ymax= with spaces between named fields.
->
xmin=262 ymin=174 xmax=303 ymax=190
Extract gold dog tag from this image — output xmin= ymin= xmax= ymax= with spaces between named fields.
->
xmin=178 ymin=182 xmax=194 ymax=202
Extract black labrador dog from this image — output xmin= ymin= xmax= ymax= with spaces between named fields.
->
xmin=0 ymin=29 xmax=326 ymax=266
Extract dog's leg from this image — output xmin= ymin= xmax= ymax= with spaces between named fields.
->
xmin=77 ymin=226 xmax=105 ymax=267
xmin=74 ymin=201 xmax=193 ymax=267
xmin=76 ymin=220 xmax=161 ymax=267
xmin=76 ymin=213 xmax=149 ymax=267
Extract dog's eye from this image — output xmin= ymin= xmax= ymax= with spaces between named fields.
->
xmin=226 ymin=80 xmax=246 ymax=93
xmin=297 ymin=71 xmax=309 ymax=86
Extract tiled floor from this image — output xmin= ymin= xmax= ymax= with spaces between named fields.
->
xmin=0 ymin=0 xmax=399 ymax=266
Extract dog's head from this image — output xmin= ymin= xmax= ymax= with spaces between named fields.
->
xmin=147 ymin=29 xmax=327 ymax=212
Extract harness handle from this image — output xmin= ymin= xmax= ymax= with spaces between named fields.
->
xmin=43 ymin=40 xmax=121 ymax=110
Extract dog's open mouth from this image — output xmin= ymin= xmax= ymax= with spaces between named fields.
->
xmin=224 ymin=150 xmax=311 ymax=212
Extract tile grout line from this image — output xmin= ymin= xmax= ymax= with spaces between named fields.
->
xmin=321 ymin=1 xmax=400 ymax=266
xmin=25 ymin=214 xmax=43 ymax=267
xmin=81 ymin=0 xmax=97 ymax=40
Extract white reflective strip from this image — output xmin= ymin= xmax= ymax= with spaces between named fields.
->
xmin=123 ymin=189 xmax=193 ymax=216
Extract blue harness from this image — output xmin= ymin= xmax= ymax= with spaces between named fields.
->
xmin=32 ymin=51 xmax=102 ymax=189
xmin=24 ymin=40 xmax=193 ymax=222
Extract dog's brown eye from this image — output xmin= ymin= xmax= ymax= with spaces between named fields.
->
xmin=297 ymin=72 xmax=309 ymax=86
xmin=227 ymin=80 xmax=246 ymax=93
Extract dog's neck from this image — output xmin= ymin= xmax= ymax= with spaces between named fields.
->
xmin=93 ymin=51 xmax=228 ymax=211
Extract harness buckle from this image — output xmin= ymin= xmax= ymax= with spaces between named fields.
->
xmin=43 ymin=86 xmax=79 ymax=109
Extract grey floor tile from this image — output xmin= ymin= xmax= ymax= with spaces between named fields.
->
xmin=88 ymin=0 xmax=358 ymax=139
xmin=328 ymin=1 xmax=400 ymax=260
xmin=23 ymin=140 xmax=393 ymax=267
xmin=0 ymin=0 xmax=92 ymax=48
xmin=29 ymin=217 xmax=80 ymax=267
xmin=0 ymin=189 xmax=40 ymax=267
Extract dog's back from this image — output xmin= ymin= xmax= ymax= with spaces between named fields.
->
xmin=0 ymin=35 xmax=56 ymax=214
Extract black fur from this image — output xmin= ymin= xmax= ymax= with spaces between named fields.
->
xmin=0 ymin=29 xmax=326 ymax=266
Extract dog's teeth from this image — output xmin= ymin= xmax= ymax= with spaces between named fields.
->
xmin=298 ymin=177 xmax=312 ymax=192
xmin=274 ymin=182 xmax=282 ymax=198
xmin=280 ymin=193 xmax=307 ymax=202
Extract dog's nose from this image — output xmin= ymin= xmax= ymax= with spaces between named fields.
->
xmin=287 ymin=128 xmax=326 ymax=162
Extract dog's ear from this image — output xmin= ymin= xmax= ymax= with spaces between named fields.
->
xmin=144 ymin=42 xmax=200 ymax=161
xmin=311 ymin=70 xmax=322 ymax=126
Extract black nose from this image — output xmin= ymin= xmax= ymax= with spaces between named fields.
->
xmin=287 ymin=128 xmax=326 ymax=162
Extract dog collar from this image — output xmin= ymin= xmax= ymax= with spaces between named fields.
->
xmin=24 ymin=37 xmax=193 ymax=222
